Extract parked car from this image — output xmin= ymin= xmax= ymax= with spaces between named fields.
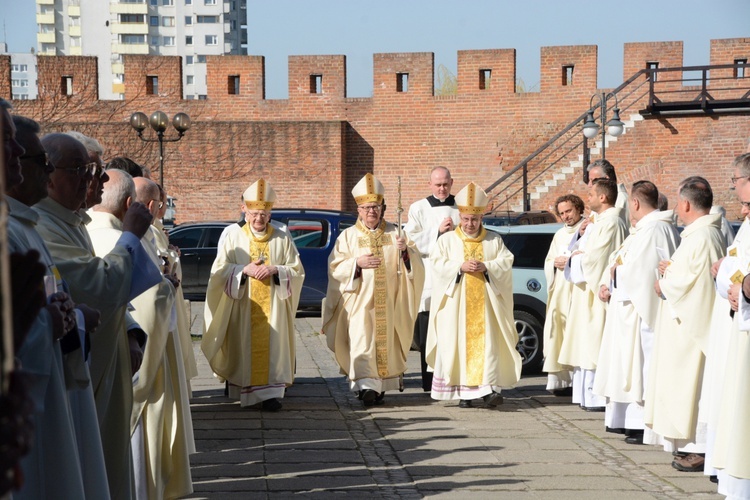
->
xmin=167 ymin=209 xmax=358 ymax=307
xmin=484 ymin=222 xmax=562 ymax=374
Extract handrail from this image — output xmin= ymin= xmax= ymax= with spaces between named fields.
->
xmin=485 ymin=62 xmax=750 ymax=211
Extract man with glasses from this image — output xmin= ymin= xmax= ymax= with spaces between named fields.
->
xmin=7 ymin=115 xmax=110 ymax=499
xmin=64 ymin=131 xmax=109 ymax=210
xmin=203 ymin=179 xmax=304 ymax=412
xmin=33 ymin=133 xmax=162 ymax=500
xmin=426 ymin=182 xmax=521 ymax=409
xmin=322 ymin=173 xmax=424 ymax=407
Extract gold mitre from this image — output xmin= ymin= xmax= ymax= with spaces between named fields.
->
xmin=455 ymin=182 xmax=489 ymax=215
xmin=243 ymin=178 xmax=276 ymax=210
xmin=351 ymin=173 xmax=384 ymax=205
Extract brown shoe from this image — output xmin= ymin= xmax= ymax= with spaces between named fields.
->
xmin=672 ymin=453 xmax=705 ymax=472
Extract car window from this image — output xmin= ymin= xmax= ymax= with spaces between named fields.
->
xmin=340 ymin=220 xmax=355 ymax=231
xmin=288 ymin=219 xmax=326 ymax=248
xmin=205 ymin=227 xmax=225 ymax=248
xmin=169 ymin=228 xmax=203 ymax=249
xmin=503 ymin=233 xmax=554 ymax=268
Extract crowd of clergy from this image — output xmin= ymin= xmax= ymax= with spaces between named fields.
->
xmin=1 ymin=99 xmax=196 ymax=500
xmin=542 ymin=155 xmax=750 ymax=499
xmin=3 ymin=88 xmax=750 ymax=500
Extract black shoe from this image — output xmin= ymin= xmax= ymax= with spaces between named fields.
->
xmin=458 ymin=399 xmax=472 ymax=408
xmin=361 ymin=389 xmax=378 ymax=407
xmin=624 ymin=432 xmax=645 ymax=445
xmin=374 ymin=392 xmax=385 ymax=405
xmin=261 ymin=398 xmax=282 ymax=412
xmin=710 ymin=475 xmax=718 ymax=484
xmin=552 ymin=387 xmax=573 ymax=397
xmin=606 ymin=426 xmax=627 ymax=435
xmin=483 ymin=392 xmax=503 ymax=407
xmin=584 ymin=406 xmax=606 ymax=412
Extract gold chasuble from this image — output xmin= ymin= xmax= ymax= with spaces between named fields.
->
xmin=246 ymin=224 xmax=273 ymax=386
xmin=426 ymin=227 xmax=521 ymax=393
xmin=202 ymin=221 xmax=304 ymax=406
xmin=322 ymin=220 xmax=424 ymax=387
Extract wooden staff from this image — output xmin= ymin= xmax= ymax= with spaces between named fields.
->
xmin=396 ymin=176 xmax=403 ymax=275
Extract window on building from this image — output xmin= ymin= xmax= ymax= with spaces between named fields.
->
xmin=11 ymin=65 xmax=27 ymax=72
xmin=230 ymin=20 xmax=236 ymax=29
xmin=146 ymin=76 xmax=158 ymax=95
xmin=309 ymin=74 xmax=322 ymax=94
xmin=185 ymin=15 xmax=192 ymax=25
xmin=162 ymin=16 xmax=175 ymax=27
xmin=70 ymin=37 xmax=81 ymax=47
xmin=197 ymin=55 xmax=206 ymax=63
xmin=196 ymin=15 xmax=218 ymax=23
xmin=61 ymin=76 xmax=73 ymax=96
xmin=122 ymin=34 xmax=146 ymax=44
xmin=735 ymin=59 xmax=747 ymax=79
xmin=185 ymin=55 xmax=194 ymax=64
xmin=150 ymin=0 xmax=157 ymax=5
xmin=162 ymin=0 xmax=174 ymax=5
xmin=15 ymin=94 xmax=29 ymax=100
xmin=186 ymin=75 xmax=194 ymax=85
xmin=228 ymin=75 xmax=240 ymax=94
xmin=396 ymin=73 xmax=408 ymax=92
xmin=185 ymin=0 xmax=192 ymax=4
xmin=185 ymin=35 xmax=193 ymax=45
xmin=205 ymin=0 xmax=216 ymax=4
xmin=120 ymin=14 xmax=144 ymax=23
xmin=69 ymin=17 xmax=80 ymax=26
xmin=149 ymin=36 xmax=160 ymax=46
xmin=198 ymin=94 xmax=207 ymax=100
xmin=479 ymin=69 xmax=491 ymax=90
xmin=149 ymin=16 xmax=158 ymax=26
xmin=562 ymin=65 xmax=574 ymax=86
xmin=186 ymin=95 xmax=195 ymax=100
xmin=205 ymin=34 xmax=218 ymax=45
xmin=11 ymin=79 xmax=20 ymax=86
xmin=646 ymin=61 xmax=659 ymax=82
xmin=163 ymin=36 xmax=175 ymax=46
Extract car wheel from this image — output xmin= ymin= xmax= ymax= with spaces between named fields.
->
xmin=514 ymin=310 xmax=543 ymax=374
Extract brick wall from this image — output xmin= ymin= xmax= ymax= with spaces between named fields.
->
xmin=4 ymin=38 xmax=749 ymax=223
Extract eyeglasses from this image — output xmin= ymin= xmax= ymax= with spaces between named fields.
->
xmin=247 ymin=211 xmax=268 ymax=219
xmin=20 ymin=152 xmax=53 ymax=170
xmin=93 ymin=166 xmax=107 ymax=179
xmin=55 ymin=162 xmax=98 ymax=178
xmin=731 ymin=176 xmax=750 ymax=186
xmin=153 ymin=200 xmax=164 ymax=209
xmin=358 ymin=205 xmax=382 ymax=213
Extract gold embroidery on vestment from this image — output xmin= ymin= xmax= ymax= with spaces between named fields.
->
xmin=243 ymin=224 xmax=275 ymax=386
xmin=458 ymin=227 xmax=486 ymax=386
xmin=356 ymin=219 xmax=392 ymax=378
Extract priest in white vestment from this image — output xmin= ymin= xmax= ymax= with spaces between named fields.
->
xmin=712 ymin=246 xmax=750 ymax=498
xmin=33 ymin=135 xmax=161 ymax=500
xmin=203 ymin=179 xmax=304 ymax=411
xmin=88 ymin=176 xmax=193 ymax=500
xmin=587 ymin=159 xmax=630 ymax=226
xmin=404 ymin=166 xmax=459 ymax=392
xmin=322 ymin=173 xmax=424 ymax=407
xmin=559 ymin=179 xmax=627 ymax=410
xmin=648 ymin=176 xmax=726 ymax=472
xmin=542 ymin=194 xmax=585 ymax=393
xmin=592 ymin=181 xmax=680 ymax=444
xmin=7 ymin=116 xmax=110 ymax=499
xmin=426 ymin=182 xmax=521 ymax=408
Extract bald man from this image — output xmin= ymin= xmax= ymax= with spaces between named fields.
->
xmin=33 ymin=136 xmax=161 ymax=500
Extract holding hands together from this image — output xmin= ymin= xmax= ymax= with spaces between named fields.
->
xmin=244 ymin=259 xmax=278 ymax=281
xmin=461 ymin=259 xmax=486 ymax=274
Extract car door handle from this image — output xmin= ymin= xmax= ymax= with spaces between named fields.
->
xmin=182 ymin=252 xmax=197 ymax=257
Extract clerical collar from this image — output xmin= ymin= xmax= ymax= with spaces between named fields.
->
xmin=427 ymin=195 xmax=456 ymax=207
xmin=250 ymin=227 xmax=267 ymax=237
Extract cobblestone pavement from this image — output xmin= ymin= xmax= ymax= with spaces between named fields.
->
xmin=187 ymin=310 xmax=721 ymax=499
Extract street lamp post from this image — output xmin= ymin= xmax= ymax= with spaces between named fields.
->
xmin=129 ymin=111 xmax=191 ymax=189
xmin=581 ymin=92 xmax=624 ymax=183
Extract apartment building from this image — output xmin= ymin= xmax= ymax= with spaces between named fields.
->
xmin=36 ymin=0 xmax=247 ymax=100
xmin=1 ymin=43 xmax=39 ymax=101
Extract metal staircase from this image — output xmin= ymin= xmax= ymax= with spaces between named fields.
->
xmin=485 ymin=62 xmax=750 ymax=212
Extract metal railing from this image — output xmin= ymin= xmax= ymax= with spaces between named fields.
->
xmin=486 ymin=62 xmax=750 ymax=211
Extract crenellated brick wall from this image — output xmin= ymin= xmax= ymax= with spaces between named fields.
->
xmin=2 ymin=38 xmax=749 ymax=224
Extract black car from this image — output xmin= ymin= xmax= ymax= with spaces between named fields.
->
xmin=168 ymin=209 xmax=358 ymax=307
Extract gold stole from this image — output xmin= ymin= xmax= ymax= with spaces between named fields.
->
xmin=356 ymin=219 xmax=392 ymax=378
xmin=458 ymin=226 xmax=486 ymax=386
xmin=243 ymin=224 xmax=275 ymax=386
